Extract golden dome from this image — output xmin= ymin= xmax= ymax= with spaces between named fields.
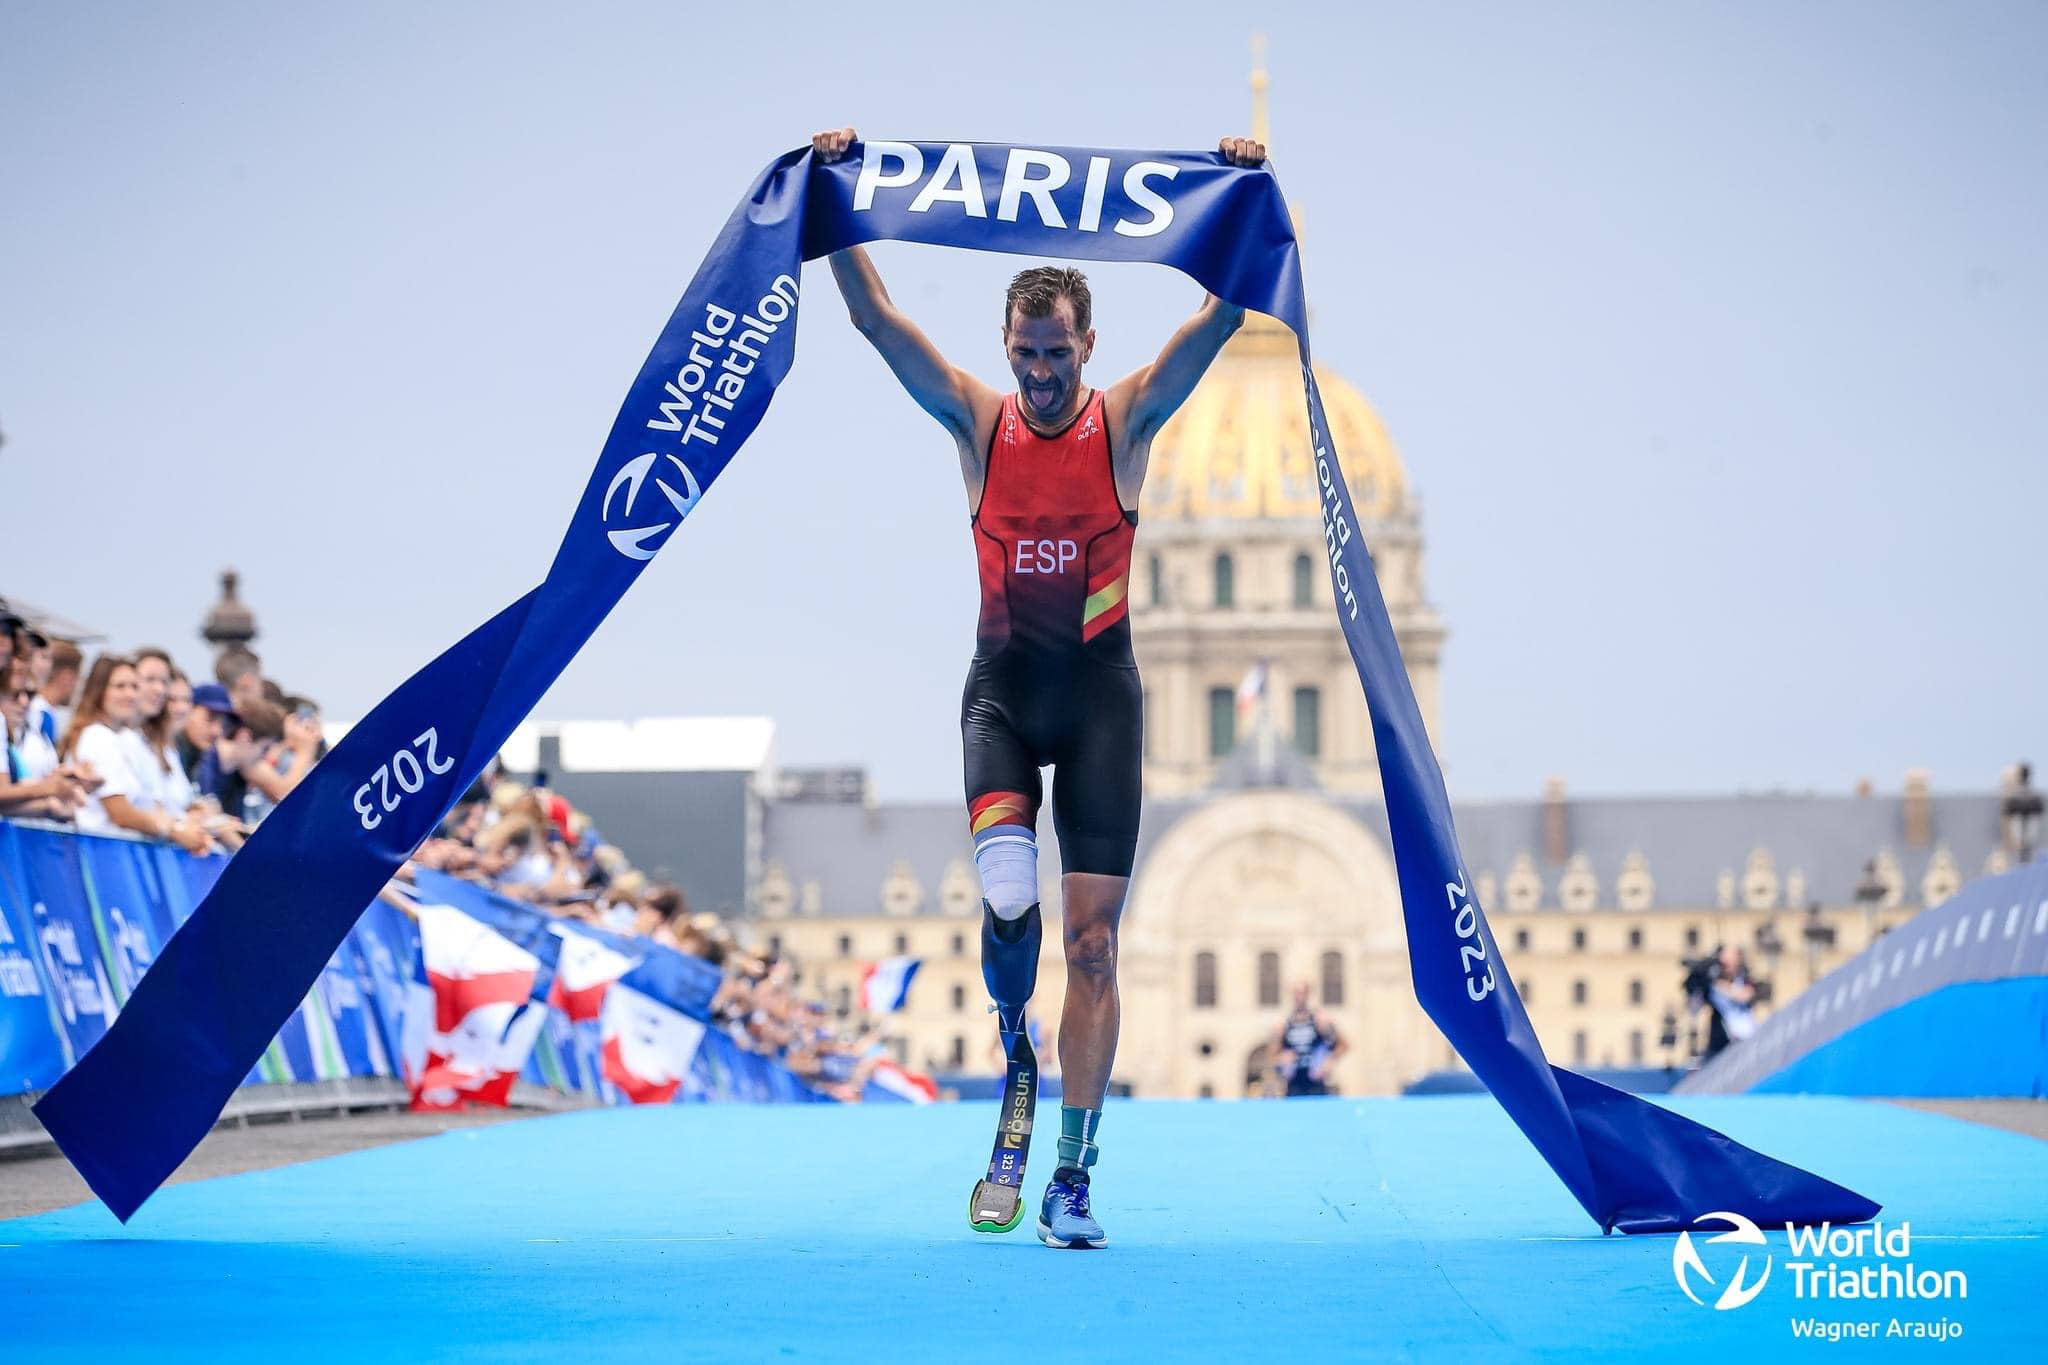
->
xmin=1140 ymin=312 xmax=1409 ymax=523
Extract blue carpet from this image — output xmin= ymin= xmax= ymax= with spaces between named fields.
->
xmin=2 ymin=1096 xmax=2038 ymax=1360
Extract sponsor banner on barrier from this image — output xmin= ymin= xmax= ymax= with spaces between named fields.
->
xmin=11 ymin=830 xmax=117 ymax=1062
xmin=0 ymin=836 xmax=71 ymax=1092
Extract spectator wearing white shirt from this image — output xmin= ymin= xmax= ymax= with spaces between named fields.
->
xmin=134 ymin=647 xmax=198 ymax=819
xmin=2 ymin=654 xmax=86 ymax=819
xmin=57 ymin=654 xmax=208 ymax=855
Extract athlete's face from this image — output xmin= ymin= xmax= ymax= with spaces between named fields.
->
xmin=1003 ymin=299 xmax=1094 ymax=426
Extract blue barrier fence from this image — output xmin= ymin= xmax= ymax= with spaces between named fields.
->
xmin=0 ymin=820 xmax=854 ymax=1109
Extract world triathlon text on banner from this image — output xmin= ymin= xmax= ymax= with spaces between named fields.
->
xmin=35 ymin=140 xmax=1876 ymax=1232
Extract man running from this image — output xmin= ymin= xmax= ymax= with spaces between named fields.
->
xmin=813 ymin=128 xmax=1266 ymax=1248
xmin=1271 ymin=981 xmax=1348 ymax=1097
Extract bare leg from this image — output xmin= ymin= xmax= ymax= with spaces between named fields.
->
xmin=1057 ymin=871 xmax=1129 ymax=1110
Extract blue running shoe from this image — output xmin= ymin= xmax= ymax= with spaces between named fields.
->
xmin=1037 ymin=1169 xmax=1107 ymax=1249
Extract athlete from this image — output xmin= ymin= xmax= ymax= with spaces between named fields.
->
xmin=814 ymin=128 xmax=1266 ymax=1248
xmin=1271 ymin=981 xmax=1348 ymax=1098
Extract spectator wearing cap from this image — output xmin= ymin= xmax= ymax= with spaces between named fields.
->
xmin=180 ymin=682 xmax=236 ymax=781
xmin=31 ymin=638 xmax=81 ymax=751
xmin=2 ymin=652 xmax=87 ymax=819
xmin=195 ymin=694 xmax=286 ymax=824
xmin=0 ymin=603 xmax=20 ymax=684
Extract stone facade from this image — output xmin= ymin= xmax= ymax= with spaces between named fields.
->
xmin=759 ymin=794 xmax=1953 ymax=1095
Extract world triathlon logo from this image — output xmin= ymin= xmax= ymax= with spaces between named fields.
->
xmin=1672 ymin=1210 xmax=1774 ymax=1311
xmin=602 ymin=452 xmax=702 ymax=561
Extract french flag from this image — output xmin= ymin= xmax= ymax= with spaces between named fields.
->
xmin=869 ymin=1058 xmax=938 ymax=1104
xmin=599 ymin=981 xmax=707 ymax=1105
xmin=403 ymin=903 xmax=546 ymax=1111
xmin=859 ymin=956 xmax=921 ymax=1013
xmin=1234 ymin=659 xmax=1268 ymax=730
xmin=547 ymin=925 xmax=638 ymax=1023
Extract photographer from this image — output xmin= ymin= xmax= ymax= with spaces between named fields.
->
xmin=1270 ymin=981 xmax=1348 ymax=1097
xmin=1686 ymin=944 xmax=1758 ymax=1060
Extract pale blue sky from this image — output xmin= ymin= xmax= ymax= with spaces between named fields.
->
xmin=3 ymin=1 xmax=2042 ymax=801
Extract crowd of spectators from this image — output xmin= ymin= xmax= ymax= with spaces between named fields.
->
xmin=1 ymin=594 xmax=896 ymax=1101
xmin=406 ymin=766 xmax=896 ymax=1098
xmin=0 ymin=604 xmax=320 ymax=853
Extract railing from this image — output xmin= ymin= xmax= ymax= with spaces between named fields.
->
xmin=0 ymin=819 xmax=864 ymax=1155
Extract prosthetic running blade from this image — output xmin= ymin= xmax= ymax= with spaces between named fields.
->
xmin=968 ymin=1015 xmax=1038 ymax=1233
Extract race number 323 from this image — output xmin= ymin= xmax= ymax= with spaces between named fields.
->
xmin=352 ymin=728 xmax=455 ymax=830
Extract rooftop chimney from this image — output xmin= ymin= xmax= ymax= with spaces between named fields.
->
xmin=1542 ymin=776 xmax=1568 ymax=865
xmin=1903 ymin=768 xmax=1932 ymax=849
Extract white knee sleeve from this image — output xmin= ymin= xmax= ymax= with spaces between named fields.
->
xmin=974 ymin=826 xmax=1038 ymax=920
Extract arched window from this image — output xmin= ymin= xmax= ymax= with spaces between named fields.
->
xmin=949 ymin=1035 xmax=966 ymax=1069
xmin=1571 ymin=979 xmax=1588 ymax=1006
xmin=1148 ymin=553 xmax=1164 ymax=607
xmin=1319 ymin=950 xmax=1344 ymax=1006
xmin=1213 ymin=552 xmax=1235 ymax=608
xmin=1257 ymin=951 xmax=1281 ymax=1007
xmin=951 ymin=983 xmax=966 ymax=1012
xmin=1208 ymin=687 xmax=1235 ymax=757
xmin=1193 ymin=950 xmax=1218 ymax=1008
xmin=1293 ymin=553 xmax=1314 ymax=607
xmin=1292 ymin=686 xmax=1321 ymax=757
xmin=1628 ymin=978 xmax=1644 ymax=1006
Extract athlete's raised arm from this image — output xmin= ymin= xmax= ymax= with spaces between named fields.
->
xmin=1101 ymin=135 xmax=1265 ymax=492
xmin=814 ymin=129 xmax=996 ymax=442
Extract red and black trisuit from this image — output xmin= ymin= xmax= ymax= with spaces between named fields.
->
xmin=962 ymin=388 xmax=1142 ymax=878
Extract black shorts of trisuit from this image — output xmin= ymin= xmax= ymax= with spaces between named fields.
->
xmin=961 ymin=648 xmax=1143 ymax=878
